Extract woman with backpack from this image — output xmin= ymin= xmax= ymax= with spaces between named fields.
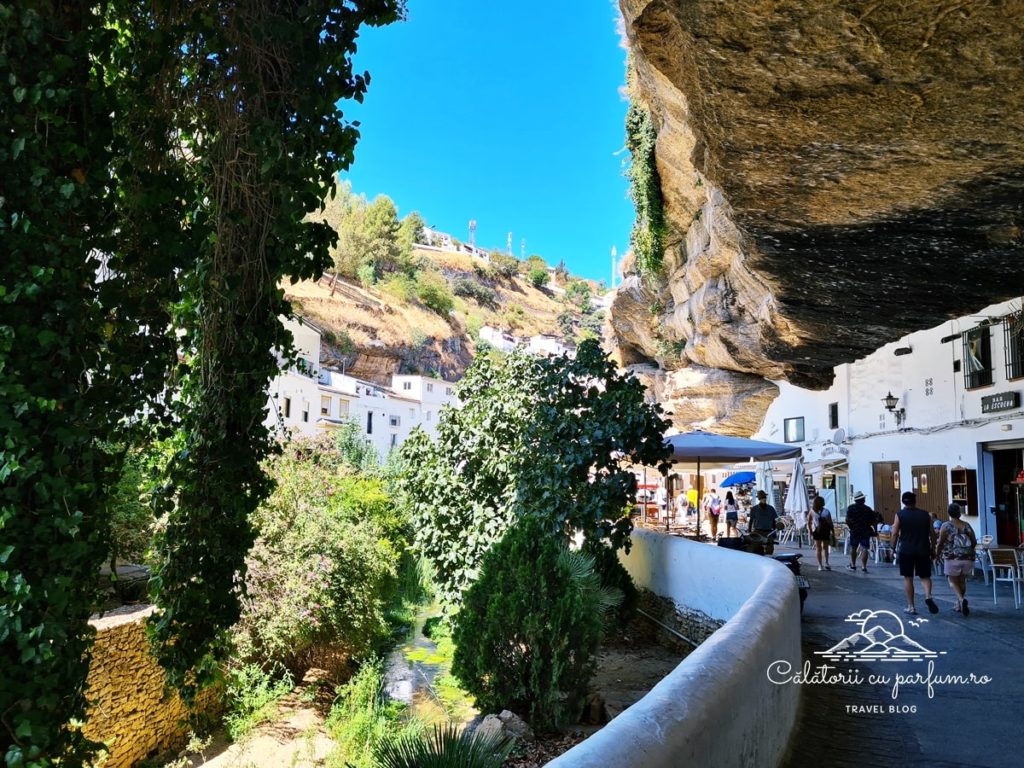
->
xmin=935 ymin=503 xmax=977 ymax=616
xmin=809 ymin=495 xmax=835 ymax=571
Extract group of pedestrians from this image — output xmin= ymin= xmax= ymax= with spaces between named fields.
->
xmin=833 ymin=490 xmax=978 ymax=617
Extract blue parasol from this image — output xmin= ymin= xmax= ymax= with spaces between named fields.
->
xmin=721 ymin=471 xmax=756 ymax=487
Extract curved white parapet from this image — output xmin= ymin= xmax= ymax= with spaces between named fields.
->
xmin=547 ymin=530 xmax=801 ymax=768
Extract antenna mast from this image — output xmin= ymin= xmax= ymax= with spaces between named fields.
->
xmin=506 ymin=232 xmax=512 ymax=256
xmin=468 ymin=220 xmax=476 ymax=251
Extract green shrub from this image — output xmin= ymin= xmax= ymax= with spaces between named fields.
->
xmin=489 ymin=252 xmax=518 ymax=279
xmin=452 ymin=277 xmax=497 ymax=307
xmin=371 ymin=723 xmax=512 ymax=768
xmin=415 ymin=272 xmax=455 ymax=315
xmin=233 ymin=436 xmax=403 ymax=673
xmin=358 ymin=263 xmax=377 ymax=287
xmin=381 ymin=272 xmax=417 ymax=303
xmin=326 ymin=659 xmax=422 ymax=768
xmin=224 ymin=663 xmax=294 ymax=741
xmin=452 ymin=517 xmax=621 ymax=730
xmin=527 ymin=267 xmax=549 ymax=289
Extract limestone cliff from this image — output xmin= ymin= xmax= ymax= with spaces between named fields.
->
xmin=612 ymin=0 xmax=1024 ymax=433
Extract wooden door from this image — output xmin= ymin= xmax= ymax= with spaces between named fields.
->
xmin=872 ymin=461 xmax=902 ymax=524
xmin=911 ymin=464 xmax=949 ymax=520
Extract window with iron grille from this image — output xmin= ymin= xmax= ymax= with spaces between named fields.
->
xmin=828 ymin=402 xmax=839 ymax=430
xmin=962 ymin=326 xmax=993 ymax=389
xmin=1004 ymin=317 xmax=1024 ymax=381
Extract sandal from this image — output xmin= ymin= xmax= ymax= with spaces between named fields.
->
xmin=962 ymin=599 xmax=970 ymax=617
xmin=925 ymin=597 xmax=939 ymax=614
xmin=903 ymin=607 xmax=918 ymax=615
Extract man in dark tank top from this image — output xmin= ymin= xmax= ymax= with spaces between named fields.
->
xmin=891 ymin=491 xmax=939 ymax=616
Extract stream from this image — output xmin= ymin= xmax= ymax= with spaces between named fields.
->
xmin=382 ymin=604 xmax=477 ymax=727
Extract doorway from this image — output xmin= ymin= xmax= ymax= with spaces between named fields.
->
xmin=910 ymin=464 xmax=949 ymax=521
xmin=991 ymin=447 xmax=1024 ymax=546
xmin=872 ymin=461 xmax=901 ymax=524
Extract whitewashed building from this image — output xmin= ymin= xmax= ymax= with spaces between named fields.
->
xmin=479 ymin=326 xmax=575 ymax=359
xmin=266 ymin=317 xmax=460 ymax=459
xmin=752 ymin=298 xmax=1024 ymax=545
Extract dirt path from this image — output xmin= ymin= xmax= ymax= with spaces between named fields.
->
xmin=175 ymin=683 xmax=335 ymax=768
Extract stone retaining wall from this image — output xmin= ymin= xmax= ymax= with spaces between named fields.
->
xmin=84 ymin=605 xmax=217 ymax=768
xmin=547 ymin=531 xmax=801 ymax=768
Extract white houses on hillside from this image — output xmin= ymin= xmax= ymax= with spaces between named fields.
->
xmin=265 ymin=318 xmax=460 ymax=459
xmin=478 ymin=325 xmax=576 ymax=359
xmin=752 ymin=298 xmax=1024 ymax=546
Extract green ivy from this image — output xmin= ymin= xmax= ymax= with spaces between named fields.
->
xmin=625 ymin=102 xmax=668 ymax=277
xmin=0 ymin=2 xmax=404 ymax=764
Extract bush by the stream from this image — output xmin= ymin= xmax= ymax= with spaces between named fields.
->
xmin=223 ymin=663 xmax=294 ymax=741
xmin=371 ymin=723 xmax=513 ymax=768
xmin=234 ymin=435 xmax=408 ymax=675
xmin=452 ymin=516 xmax=621 ymax=730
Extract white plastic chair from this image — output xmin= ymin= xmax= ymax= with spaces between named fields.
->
xmin=775 ymin=515 xmax=795 ymax=546
xmin=875 ymin=533 xmax=894 ymax=564
xmin=987 ymin=549 xmax=1021 ymax=608
xmin=975 ymin=535 xmax=993 ymax=585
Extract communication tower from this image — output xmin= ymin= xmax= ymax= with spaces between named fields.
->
xmin=468 ymin=220 xmax=477 ymax=250
xmin=507 ymin=232 xmax=512 ymax=256
xmin=521 ymin=238 xmax=525 ymax=260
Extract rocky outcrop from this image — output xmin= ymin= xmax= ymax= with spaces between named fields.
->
xmin=613 ymin=0 xmax=1024 ymax=431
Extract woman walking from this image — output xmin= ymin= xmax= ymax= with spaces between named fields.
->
xmin=809 ymin=496 xmax=834 ymax=571
xmin=935 ymin=503 xmax=976 ymax=616
xmin=724 ymin=491 xmax=740 ymax=537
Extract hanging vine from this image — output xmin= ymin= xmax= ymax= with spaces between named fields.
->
xmin=0 ymin=1 xmax=403 ymax=765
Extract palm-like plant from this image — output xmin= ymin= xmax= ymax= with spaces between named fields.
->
xmin=369 ymin=723 xmax=514 ymax=768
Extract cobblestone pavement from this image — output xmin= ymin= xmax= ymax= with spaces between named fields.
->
xmin=778 ymin=545 xmax=1024 ymax=767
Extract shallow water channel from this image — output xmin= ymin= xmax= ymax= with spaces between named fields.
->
xmin=383 ymin=604 xmax=477 ymax=727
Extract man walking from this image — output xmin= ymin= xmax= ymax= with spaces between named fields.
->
xmin=891 ymin=491 xmax=939 ymax=615
xmin=749 ymin=490 xmax=779 ymax=535
xmin=845 ymin=491 xmax=876 ymax=573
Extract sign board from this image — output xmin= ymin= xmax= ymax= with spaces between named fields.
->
xmin=981 ymin=391 xmax=1021 ymax=413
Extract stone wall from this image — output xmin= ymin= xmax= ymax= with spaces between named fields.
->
xmin=84 ymin=605 xmax=217 ymax=768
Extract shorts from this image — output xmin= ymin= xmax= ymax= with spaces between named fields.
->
xmin=812 ymin=529 xmax=831 ymax=542
xmin=944 ymin=559 xmax=975 ymax=577
xmin=898 ymin=552 xmax=932 ymax=579
xmin=849 ymin=535 xmax=872 ymax=551
xmin=726 ymin=513 xmax=738 ymax=523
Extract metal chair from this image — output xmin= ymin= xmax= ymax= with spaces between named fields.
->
xmin=987 ymin=549 xmax=1021 ymax=608
xmin=875 ymin=533 xmax=894 ymax=564
xmin=975 ymin=535 xmax=994 ymax=585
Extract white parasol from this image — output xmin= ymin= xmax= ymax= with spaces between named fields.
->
xmin=784 ymin=455 xmax=810 ymax=532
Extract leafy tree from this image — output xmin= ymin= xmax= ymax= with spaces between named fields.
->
xmin=399 ymin=339 xmax=670 ymax=607
xmin=397 ymin=211 xmax=426 ymax=258
xmin=415 ymin=272 xmax=454 ymax=316
xmin=527 ymin=267 xmax=549 ymax=289
xmin=565 ymin=279 xmax=592 ymax=312
xmin=580 ymin=310 xmax=606 ymax=339
xmin=524 ymin=254 xmax=547 ymax=273
xmin=1 ymin=2 xmax=404 ymax=764
xmin=557 ymin=310 xmax=576 ymax=341
xmin=554 ymin=259 xmax=570 ymax=285
xmin=489 ymin=252 xmax=518 ymax=279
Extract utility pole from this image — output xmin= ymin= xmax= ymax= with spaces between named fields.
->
xmin=469 ymin=220 xmax=476 ymax=251
xmin=507 ymin=232 xmax=512 ymax=256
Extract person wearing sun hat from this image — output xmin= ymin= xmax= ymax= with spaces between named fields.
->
xmin=845 ymin=490 xmax=876 ymax=573
xmin=748 ymin=489 xmax=779 ymax=535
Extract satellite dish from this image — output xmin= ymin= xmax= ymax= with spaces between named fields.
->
xmin=833 ymin=428 xmax=846 ymax=444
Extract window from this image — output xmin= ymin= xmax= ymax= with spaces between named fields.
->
xmin=321 ymin=395 xmax=331 ymax=416
xmin=366 ymin=412 xmax=373 ymax=434
xmin=283 ymin=397 xmax=291 ymax=419
xmin=409 ymin=408 xmax=415 ymax=419
xmin=302 ymin=410 xmax=309 ymax=423
xmin=426 ymin=411 xmax=432 ymax=422
xmin=828 ymin=403 xmax=839 ymax=430
xmin=446 ymin=387 xmax=453 ymax=396
xmin=403 ymin=381 xmax=412 ymax=391
xmin=389 ymin=415 xmax=400 ymax=427
xmin=426 ymin=383 xmax=434 ymax=393
xmin=1004 ymin=317 xmax=1024 ymax=380
xmin=963 ymin=326 xmax=993 ymax=389
xmin=338 ymin=399 xmax=350 ymax=416
xmin=390 ymin=434 xmax=398 ymax=448
xmin=783 ymin=417 xmax=805 ymax=443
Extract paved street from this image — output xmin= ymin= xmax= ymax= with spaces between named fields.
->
xmin=779 ymin=545 xmax=1024 ymax=767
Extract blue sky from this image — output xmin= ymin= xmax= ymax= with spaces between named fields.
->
xmin=341 ymin=0 xmax=632 ymax=283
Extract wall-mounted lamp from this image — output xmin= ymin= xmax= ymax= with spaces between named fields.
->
xmin=893 ymin=346 xmax=913 ymax=356
xmin=882 ymin=391 xmax=906 ymax=427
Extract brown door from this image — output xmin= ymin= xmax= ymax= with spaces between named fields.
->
xmin=911 ymin=464 xmax=950 ymax=520
xmin=872 ymin=461 xmax=902 ymax=524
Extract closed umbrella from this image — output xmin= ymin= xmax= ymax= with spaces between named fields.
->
xmin=665 ymin=431 xmax=801 ymax=539
xmin=784 ymin=455 xmax=811 ymax=543
xmin=756 ymin=462 xmax=774 ymax=502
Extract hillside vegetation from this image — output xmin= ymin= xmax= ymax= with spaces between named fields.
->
xmin=287 ymin=187 xmax=605 ymax=383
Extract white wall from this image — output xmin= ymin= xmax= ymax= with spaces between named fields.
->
xmin=754 ymin=299 xmax=1024 ymax=538
xmin=548 ymin=531 xmax=801 ymax=768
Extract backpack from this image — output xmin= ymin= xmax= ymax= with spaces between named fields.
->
xmin=817 ymin=510 xmax=834 ymax=535
xmin=950 ymin=522 xmax=975 ymax=560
